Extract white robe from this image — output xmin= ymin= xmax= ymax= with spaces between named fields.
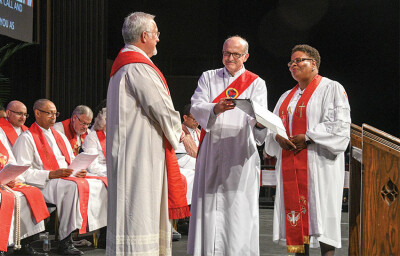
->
xmin=188 ymin=67 xmax=268 ymax=256
xmin=12 ymin=125 xmax=107 ymax=240
xmin=0 ymin=133 xmax=45 ymax=247
xmin=264 ymin=77 xmax=351 ymax=248
xmin=106 ymin=45 xmax=182 ymax=256
xmin=175 ymin=125 xmax=199 ymax=205
xmin=82 ymin=130 xmax=107 ymax=177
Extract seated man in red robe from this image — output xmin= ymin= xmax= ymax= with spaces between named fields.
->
xmin=53 ymin=105 xmax=93 ymax=156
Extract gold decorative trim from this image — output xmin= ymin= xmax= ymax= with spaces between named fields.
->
xmin=287 ymin=245 xmax=305 ymax=253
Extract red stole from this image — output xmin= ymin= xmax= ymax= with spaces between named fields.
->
xmin=198 ymin=70 xmax=259 ymax=151
xmin=12 ymin=184 xmax=50 ymax=223
xmin=278 ymin=75 xmax=322 ymax=253
xmin=0 ymin=140 xmax=9 ymax=170
xmin=29 ymin=123 xmax=90 ymax=234
xmin=0 ymin=186 xmax=14 ymax=251
xmin=0 ymin=118 xmax=28 ymax=146
xmin=0 ymin=140 xmax=49 ymax=252
xmin=61 ymin=119 xmax=87 ymax=156
xmin=110 ymin=49 xmax=190 ymax=219
xmin=96 ymin=130 xmax=106 ymax=160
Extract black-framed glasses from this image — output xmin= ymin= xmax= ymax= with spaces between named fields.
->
xmin=222 ymin=51 xmax=246 ymax=59
xmin=145 ymin=31 xmax=160 ymax=38
xmin=76 ymin=115 xmax=92 ymax=127
xmin=8 ymin=109 xmax=29 ymax=118
xmin=288 ymin=58 xmax=314 ymax=67
xmin=37 ymin=109 xmax=60 ymax=117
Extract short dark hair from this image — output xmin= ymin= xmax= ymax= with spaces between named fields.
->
xmin=182 ymin=104 xmax=191 ymax=117
xmin=291 ymin=44 xmax=321 ymax=69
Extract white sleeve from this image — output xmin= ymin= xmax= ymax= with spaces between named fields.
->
xmin=306 ymin=81 xmax=351 ymax=155
xmin=82 ymin=133 xmax=106 ymax=176
xmin=191 ymin=72 xmax=218 ymax=132
xmin=13 ymin=132 xmax=50 ymax=188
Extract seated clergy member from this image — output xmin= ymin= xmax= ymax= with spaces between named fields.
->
xmin=175 ymin=104 xmax=200 ymax=205
xmin=53 ymin=105 xmax=93 ymax=156
xmin=13 ymin=99 xmax=107 ymax=255
xmin=82 ymin=107 xmax=107 ymax=177
xmin=0 ymin=100 xmax=29 ymax=148
xmin=0 ymin=132 xmax=50 ymax=256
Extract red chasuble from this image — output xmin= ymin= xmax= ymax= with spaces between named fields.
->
xmin=198 ymin=70 xmax=259 ymax=150
xmin=0 ymin=139 xmax=49 ymax=252
xmin=29 ymin=122 xmax=90 ymax=234
xmin=61 ymin=119 xmax=88 ymax=156
xmin=0 ymin=118 xmax=28 ymax=146
xmin=278 ymin=75 xmax=322 ymax=253
xmin=110 ymin=49 xmax=190 ymax=219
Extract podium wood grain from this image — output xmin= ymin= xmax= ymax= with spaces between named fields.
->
xmin=361 ymin=124 xmax=399 ymax=256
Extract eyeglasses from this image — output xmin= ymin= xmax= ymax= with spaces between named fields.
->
xmin=222 ymin=51 xmax=246 ymax=59
xmin=288 ymin=58 xmax=314 ymax=67
xmin=76 ymin=115 xmax=92 ymax=127
xmin=8 ymin=109 xmax=29 ymax=118
xmin=37 ymin=109 xmax=60 ymax=117
xmin=145 ymin=31 xmax=160 ymax=38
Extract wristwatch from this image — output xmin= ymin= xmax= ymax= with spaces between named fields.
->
xmin=305 ymin=135 xmax=312 ymax=145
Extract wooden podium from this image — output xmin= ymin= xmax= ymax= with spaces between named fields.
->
xmin=349 ymin=124 xmax=399 ymax=255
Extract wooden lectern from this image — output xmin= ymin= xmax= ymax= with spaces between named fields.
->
xmin=349 ymin=124 xmax=399 ymax=255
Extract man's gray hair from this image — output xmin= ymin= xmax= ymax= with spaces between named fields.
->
xmin=71 ymin=105 xmax=93 ymax=119
xmin=93 ymin=108 xmax=106 ymax=131
xmin=33 ymin=99 xmax=52 ymax=111
xmin=223 ymin=35 xmax=249 ymax=54
xmin=122 ymin=12 xmax=156 ymax=44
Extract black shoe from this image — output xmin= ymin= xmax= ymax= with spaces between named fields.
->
xmin=97 ymin=235 xmax=106 ymax=249
xmin=13 ymin=244 xmax=49 ymax=256
xmin=57 ymin=240 xmax=84 ymax=255
xmin=97 ymin=227 xmax=106 ymax=249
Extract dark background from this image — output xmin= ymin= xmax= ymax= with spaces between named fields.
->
xmin=1 ymin=0 xmax=399 ymax=136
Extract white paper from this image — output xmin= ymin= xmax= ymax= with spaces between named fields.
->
xmin=233 ymin=99 xmax=288 ymax=139
xmin=68 ymin=153 xmax=98 ymax=176
xmin=0 ymin=164 xmax=30 ymax=185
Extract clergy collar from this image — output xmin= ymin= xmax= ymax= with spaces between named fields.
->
xmin=35 ymin=122 xmax=51 ymax=133
xmin=223 ymin=65 xmax=246 ymax=78
xmin=123 ymin=44 xmax=152 ymax=62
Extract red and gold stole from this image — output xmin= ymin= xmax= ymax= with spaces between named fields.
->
xmin=12 ymin=183 xmax=50 ymax=223
xmin=61 ymin=119 xmax=88 ymax=156
xmin=0 ymin=185 xmax=14 ymax=251
xmin=197 ymin=70 xmax=259 ymax=150
xmin=0 ymin=139 xmax=13 ymax=251
xmin=278 ymin=75 xmax=322 ymax=253
xmin=29 ymin=122 xmax=90 ymax=234
xmin=110 ymin=49 xmax=190 ymax=219
xmin=96 ymin=130 xmax=106 ymax=160
xmin=0 ymin=118 xmax=28 ymax=146
xmin=0 ymin=139 xmax=49 ymax=251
